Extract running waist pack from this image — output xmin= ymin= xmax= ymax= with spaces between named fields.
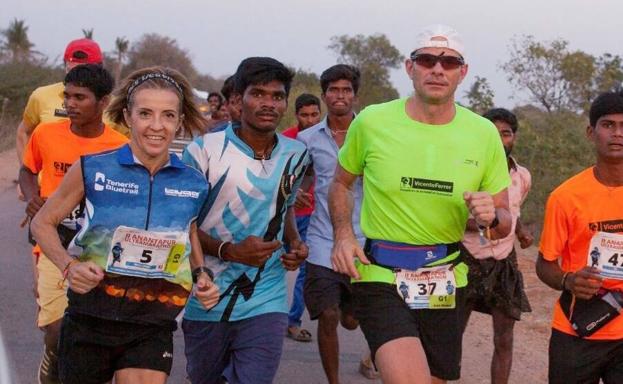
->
xmin=560 ymin=289 xmax=623 ymax=338
xmin=365 ymin=239 xmax=460 ymax=271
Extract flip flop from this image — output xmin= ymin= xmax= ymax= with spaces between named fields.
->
xmin=287 ymin=327 xmax=312 ymax=342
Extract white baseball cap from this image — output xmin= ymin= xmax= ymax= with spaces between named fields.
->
xmin=412 ymin=24 xmax=465 ymax=58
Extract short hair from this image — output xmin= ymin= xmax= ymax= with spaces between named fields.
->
xmin=233 ymin=57 xmax=294 ymax=97
xmin=220 ymin=75 xmax=236 ymax=101
xmin=295 ymin=93 xmax=321 ymax=114
xmin=483 ymin=108 xmax=519 ymax=133
xmin=207 ymin=91 xmax=223 ymax=104
xmin=320 ymin=64 xmax=361 ymax=95
xmin=64 ymin=64 xmax=114 ymax=100
xmin=589 ymin=92 xmax=623 ymax=127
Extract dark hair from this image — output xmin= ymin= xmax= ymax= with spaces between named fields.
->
xmin=207 ymin=91 xmax=223 ymax=104
xmin=589 ymin=92 xmax=623 ymax=127
xmin=320 ymin=64 xmax=361 ymax=95
xmin=233 ymin=57 xmax=294 ymax=97
xmin=64 ymin=64 xmax=114 ymax=100
xmin=483 ymin=108 xmax=519 ymax=133
xmin=107 ymin=66 xmax=208 ymax=136
xmin=221 ymin=75 xmax=236 ymax=101
xmin=295 ymin=93 xmax=321 ymax=114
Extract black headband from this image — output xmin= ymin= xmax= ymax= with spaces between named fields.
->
xmin=127 ymin=72 xmax=183 ymax=100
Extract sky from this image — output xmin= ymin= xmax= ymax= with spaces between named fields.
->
xmin=3 ymin=0 xmax=622 ymax=108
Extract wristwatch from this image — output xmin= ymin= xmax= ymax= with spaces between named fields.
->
xmin=192 ymin=266 xmax=214 ymax=283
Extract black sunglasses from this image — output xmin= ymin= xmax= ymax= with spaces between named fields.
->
xmin=410 ymin=52 xmax=465 ymax=70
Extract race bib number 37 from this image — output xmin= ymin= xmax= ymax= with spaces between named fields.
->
xmin=105 ymin=226 xmax=187 ymax=279
xmin=588 ymin=232 xmax=623 ymax=280
xmin=395 ymin=264 xmax=456 ymax=309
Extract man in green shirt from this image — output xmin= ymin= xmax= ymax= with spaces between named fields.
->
xmin=328 ymin=24 xmax=512 ymax=384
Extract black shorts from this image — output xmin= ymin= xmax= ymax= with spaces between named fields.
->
xmin=549 ymin=328 xmax=623 ymax=384
xmin=352 ymin=282 xmax=465 ymax=381
xmin=304 ymin=262 xmax=354 ymax=320
xmin=462 ymin=245 xmax=531 ymax=320
xmin=58 ymin=313 xmax=174 ymax=384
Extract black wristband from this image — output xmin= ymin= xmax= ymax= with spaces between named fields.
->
xmin=192 ymin=266 xmax=214 ymax=283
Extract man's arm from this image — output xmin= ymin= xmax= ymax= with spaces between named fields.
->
xmin=535 ymin=253 xmax=602 ymax=300
xmin=31 ymin=162 xmax=105 ymax=294
xmin=281 ymin=206 xmax=308 ymax=270
xmin=196 ymin=229 xmax=282 ymax=267
xmin=464 ymin=188 xmax=512 ymax=240
xmin=329 ymin=164 xmax=369 ymax=279
xmin=515 ymin=218 xmax=534 ymax=248
xmin=16 ymin=120 xmax=37 ymax=165
xmin=294 ymin=166 xmax=314 ymax=210
xmin=19 ymin=166 xmax=45 ymax=218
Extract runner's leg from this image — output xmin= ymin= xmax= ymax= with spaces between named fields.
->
xmin=317 ymin=305 xmax=341 ymax=384
xmin=115 ymin=368 xmax=166 ymax=384
xmin=375 ymin=337 xmax=431 ymax=384
xmin=491 ymin=307 xmax=515 ymax=384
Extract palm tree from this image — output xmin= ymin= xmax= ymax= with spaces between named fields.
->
xmin=113 ymin=37 xmax=130 ymax=84
xmin=82 ymin=28 xmax=94 ymax=39
xmin=1 ymin=19 xmax=35 ymax=62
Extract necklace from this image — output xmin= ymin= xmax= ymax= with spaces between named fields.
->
xmin=234 ymin=127 xmax=274 ymax=173
xmin=330 ymin=128 xmax=348 ymax=137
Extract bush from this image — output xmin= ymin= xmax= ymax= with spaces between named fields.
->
xmin=513 ymin=107 xmax=594 ymax=236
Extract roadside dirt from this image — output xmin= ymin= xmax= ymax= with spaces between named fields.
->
xmin=0 ymin=148 xmax=18 ymax=192
xmin=454 ymin=246 xmax=558 ymax=383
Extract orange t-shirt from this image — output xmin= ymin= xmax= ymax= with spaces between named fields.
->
xmin=23 ymin=120 xmax=129 ymax=198
xmin=539 ymin=167 xmax=623 ymax=340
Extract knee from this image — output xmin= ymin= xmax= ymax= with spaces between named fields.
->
xmin=318 ymin=307 xmax=340 ymax=331
xmin=340 ymin=313 xmax=358 ymax=330
xmin=493 ymin=329 xmax=514 ymax=352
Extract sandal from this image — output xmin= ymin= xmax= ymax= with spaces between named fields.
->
xmin=286 ymin=326 xmax=312 ymax=342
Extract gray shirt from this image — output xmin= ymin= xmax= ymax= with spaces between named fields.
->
xmin=297 ymin=117 xmax=365 ymax=269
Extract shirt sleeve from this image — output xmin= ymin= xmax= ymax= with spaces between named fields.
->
xmin=286 ymin=149 xmax=310 ymax=207
xmin=539 ymin=192 xmax=568 ymax=261
xmin=479 ymin=127 xmax=511 ymax=194
xmin=22 ymin=127 xmax=42 ymax=174
xmin=22 ymin=90 xmax=42 ymax=128
xmin=337 ymin=112 xmax=366 ymax=176
xmin=520 ymin=167 xmax=532 ymax=206
xmin=182 ymin=137 xmax=208 ymax=175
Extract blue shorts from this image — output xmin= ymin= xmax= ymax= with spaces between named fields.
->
xmin=183 ymin=312 xmax=287 ymax=384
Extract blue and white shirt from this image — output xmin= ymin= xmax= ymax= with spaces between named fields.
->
xmin=182 ymin=124 xmax=309 ymax=322
xmin=297 ymin=117 xmax=365 ymax=269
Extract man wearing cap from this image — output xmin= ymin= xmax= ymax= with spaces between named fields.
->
xmin=328 ymin=24 xmax=512 ymax=383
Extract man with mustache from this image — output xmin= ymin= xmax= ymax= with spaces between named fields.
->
xmin=460 ymin=108 xmax=533 ymax=384
xmin=328 ymin=25 xmax=512 ymax=383
xmin=296 ymin=65 xmax=377 ymax=382
xmin=182 ymin=57 xmax=309 ymax=384
xmin=537 ymin=92 xmax=623 ymax=384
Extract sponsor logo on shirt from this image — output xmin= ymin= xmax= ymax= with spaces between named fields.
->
xmin=162 ymin=351 xmax=173 ymax=359
xmin=94 ymin=172 xmax=139 ymax=195
xmin=54 ymin=108 xmax=68 ymax=117
xmin=164 ymin=187 xmax=199 ymax=199
xmin=54 ymin=161 xmax=72 ymax=176
xmin=588 ymin=219 xmax=623 ymax=233
xmin=400 ymin=177 xmax=453 ymax=195
xmin=463 ymin=159 xmax=479 ymax=167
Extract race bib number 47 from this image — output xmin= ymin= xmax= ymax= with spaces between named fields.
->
xmin=395 ymin=264 xmax=456 ymax=309
xmin=588 ymin=232 xmax=623 ymax=280
xmin=105 ymin=226 xmax=187 ymax=279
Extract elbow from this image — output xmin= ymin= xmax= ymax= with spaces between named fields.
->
xmin=30 ymin=214 xmax=44 ymax=244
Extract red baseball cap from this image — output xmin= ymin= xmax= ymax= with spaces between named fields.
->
xmin=63 ymin=38 xmax=103 ymax=64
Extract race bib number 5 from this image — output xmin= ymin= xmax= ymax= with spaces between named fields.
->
xmin=105 ymin=226 xmax=187 ymax=279
xmin=395 ymin=264 xmax=456 ymax=309
xmin=588 ymin=232 xmax=623 ymax=280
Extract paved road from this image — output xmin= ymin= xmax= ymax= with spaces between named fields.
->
xmin=0 ymin=184 xmax=377 ymax=384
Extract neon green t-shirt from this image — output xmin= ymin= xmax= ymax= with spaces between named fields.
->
xmin=338 ymin=98 xmax=511 ymax=287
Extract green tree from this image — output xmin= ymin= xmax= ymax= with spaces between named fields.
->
xmin=279 ymin=68 xmax=321 ymax=130
xmin=123 ymin=34 xmax=199 ymax=83
xmin=464 ymin=76 xmax=494 ymax=114
xmin=112 ymin=36 xmax=129 ymax=84
xmin=82 ymin=28 xmax=94 ymax=39
xmin=1 ymin=19 xmax=38 ymax=63
xmin=328 ymin=34 xmax=403 ymax=108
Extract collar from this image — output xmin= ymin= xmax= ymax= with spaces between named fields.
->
xmin=116 ymin=143 xmax=185 ymax=169
xmin=508 ymin=155 xmax=518 ymax=171
xmin=225 ymin=122 xmax=280 ymax=160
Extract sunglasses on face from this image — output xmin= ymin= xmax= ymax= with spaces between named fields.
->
xmin=410 ymin=52 xmax=465 ymax=70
